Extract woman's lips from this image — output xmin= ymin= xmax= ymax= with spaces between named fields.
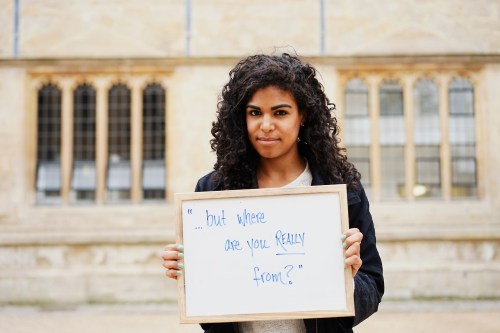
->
xmin=257 ymin=138 xmax=279 ymax=146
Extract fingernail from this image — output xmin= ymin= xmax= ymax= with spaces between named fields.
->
xmin=178 ymin=253 xmax=184 ymax=258
xmin=341 ymin=235 xmax=346 ymax=241
xmin=342 ymin=242 xmax=347 ymax=249
xmin=176 ymin=270 xmax=182 ymax=276
xmin=177 ymin=245 xmax=184 ymax=251
xmin=178 ymin=263 xmax=184 ymax=269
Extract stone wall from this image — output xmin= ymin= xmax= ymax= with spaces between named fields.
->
xmin=0 ymin=0 xmax=500 ymax=306
xmin=1 ymin=0 xmax=500 ymax=58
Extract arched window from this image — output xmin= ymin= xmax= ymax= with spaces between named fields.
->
xmin=107 ymin=84 xmax=131 ymax=202
xmin=413 ymin=79 xmax=441 ymax=198
xmin=448 ymin=77 xmax=477 ymax=198
xmin=36 ymin=83 xmax=62 ymax=204
xmin=142 ymin=83 xmax=166 ymax=200
xmin=379 ymin=80 xmax=405 ymax=200
xmin=344 ymin=79 xmax=371 ymax=194
xmin=72 ymin=84 xmax=96 ymax=202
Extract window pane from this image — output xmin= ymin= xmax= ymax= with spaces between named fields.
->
xmin=142 ymin=83 xmax=166 ymax=199
xmin=450 ymin=145 xmax=477 ymax=198
xmin=72 ymin=161 xmax=96 ymax=190
xmin=380 ymin=146 xmax=405 ymax=200
xmin=380 ymin=81 xmax=403 ymax=116
xmin=379 ymin=81 xmax=406 ymax=200
xmin=144 ymin=190 xmax=166 ymax=200
xmin=347 ymin=146 xmax=371 ymax=198
xmin=36 ymin=84 xmax=62 ymax=203
xmin=72 ymin=84 xmax=96 ymax=202
xmin=379 ymin=81 xmax=405 ymax=145
xmin=107 ymin=161 xmax=131 ymax=190
xmin=414 ymin=145 xmax=441 ymax=199
xmin=449 ymin=78 xmax=474 ymax=115
xmin=344 ymin=79 xmax=370 ymax=145
xmin=107 ymin=161 xmax=131 ymax=202
xmin=414 ymin=79 xmax=440 ymax=144
xmin=107 ymin=84 xmax=131 ymax=202
xmin=449 ymin=78 xmax=477 ymax=198
xmin=449 ymin=115 xmax=475 ymax=144
xmin=344 ymin=79 xmax=369 ymax=117
xmin=36 ymin=161 xmax=61 ymax=191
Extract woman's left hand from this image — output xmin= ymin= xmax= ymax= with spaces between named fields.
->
xmin=343 ymin=228 xmax=363 ymax=277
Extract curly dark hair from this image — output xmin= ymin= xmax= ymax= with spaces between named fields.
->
xmin=210 ymin=53 xmax=361 ymax=190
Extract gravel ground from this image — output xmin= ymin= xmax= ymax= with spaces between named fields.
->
xmin=1 ymin=301 xmax=499 ymax=333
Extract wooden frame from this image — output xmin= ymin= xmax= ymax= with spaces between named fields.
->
xmin=175 ymin=184 xmax=354 ymax=323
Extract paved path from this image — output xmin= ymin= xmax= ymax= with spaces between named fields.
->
xmin=1 ymin=302 xmax=499 ymax=333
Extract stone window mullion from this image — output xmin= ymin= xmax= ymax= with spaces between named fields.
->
xmin=161 ymin=78 xmax=170 ymax=201
xmin=403 ymin=75 xmax=416 ymax=200
xmin=438 ymin=75 xmax=452 ymax=200
xmin=368 ymin=76 xmax=381 ymax=202
xmin=95 ymin=77 xmax=110 ymax=204
xmin=131 ymin=78 xmax=144 ymax=203
xmin=60 ymin=78 xmax=75 ymax=204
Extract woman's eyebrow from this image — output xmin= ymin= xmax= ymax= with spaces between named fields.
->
xmin=246 ymin=103 xmax=292 ymax=110
xmin=271 ymin=104 xmax=292 ymax=110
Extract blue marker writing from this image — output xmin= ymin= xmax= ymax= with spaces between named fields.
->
xmin=205 ymin=209 xmax=227 ymax=227
xmin=275 ymin=230 xmax=305 ymax=252
xmin=246 ymin=238 xmax=270 ymax=256
xmin=252 ymin=266 xmax=287 ymax=287
xmin=236 ymin=209 xmax=266 ymax=227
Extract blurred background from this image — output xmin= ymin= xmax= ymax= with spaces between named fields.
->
xmin=0 ymin=0 xmax=499 ymax=332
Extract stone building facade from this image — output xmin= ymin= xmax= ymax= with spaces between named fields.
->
xmin=0 ymin=0 xmax=499 ymax=306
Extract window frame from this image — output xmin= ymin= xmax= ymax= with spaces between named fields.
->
xmin=31 ymin=75 xmax=170 ymax=206
xmin=340 ymin=71 xmax=481 ymax=202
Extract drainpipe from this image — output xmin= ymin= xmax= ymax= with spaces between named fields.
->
xmin=13 ymin=0 xmax=20 ymax=58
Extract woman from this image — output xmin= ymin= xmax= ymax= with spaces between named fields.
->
xmin=162 ymin=53 xmax=384 ymax=333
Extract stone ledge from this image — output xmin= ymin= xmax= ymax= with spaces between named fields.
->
xmin=1 ymin=223 xmax=499 ymax=246
xmin=1 ymin=226 xmax=499 ymax=246
xmin=377 ymin=224 xmax=500 ymax=241
xmin=0 ymin=227 xmax=175 ymax=245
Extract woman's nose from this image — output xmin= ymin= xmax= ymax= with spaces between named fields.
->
xmin=260 ymin=115 xmax=274 ymax=132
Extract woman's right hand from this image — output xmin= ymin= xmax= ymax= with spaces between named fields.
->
xmin=161 ymin=244 xmax=184 ymax=280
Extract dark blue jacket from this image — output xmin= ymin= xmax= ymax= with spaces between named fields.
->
xmin=194 ymin=159 xmax=384 ymax=333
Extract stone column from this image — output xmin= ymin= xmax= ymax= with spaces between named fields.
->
xmin=368 ymin=76 xmax=381 ymax=202
xmin=60 ymin=77 xmax=75 ymax=204
xmin=438 ymin=74 xmax=451 ymax=200
xmin=404 ymin=75 xmax=416 ymax=200
xmin=161 ymin=77 xmax=171 ymax=201
xmin=130 ymin=77 xmax=145 ymax=203
xmin=95 ymin=77 xmax=110 ymax=204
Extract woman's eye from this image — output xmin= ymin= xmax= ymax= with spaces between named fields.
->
xmin=248 ymin=110 xmax=260 ymax=116
xmin=275 ymin=110 xmax=287 ymax=116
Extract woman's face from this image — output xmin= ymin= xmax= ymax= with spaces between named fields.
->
xmin=246 ymin=86 xmax=304 ymax=163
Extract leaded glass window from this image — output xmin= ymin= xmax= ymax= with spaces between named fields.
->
xmin=413 ymin=79 xmax=441 ymax=198
xmin=449 ymin=77 xmax=477 ymax=198
xmin=36 ymin=83 xmax=62 ymax=204
xmin=142 ymin=83 xmax=166 ymax=200
xmin=379 ymin=80 xmax=405 ymax=200
xmin=72 ymin=84 xmax=96 ymax=202
xmin=107 ymin=84 xmax=131 ymax=202
xmin=344 ymin=78 xmax=371 ymax=196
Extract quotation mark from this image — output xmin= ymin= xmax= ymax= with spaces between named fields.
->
xmin=187 ymin=209 xmax=193 ymax=214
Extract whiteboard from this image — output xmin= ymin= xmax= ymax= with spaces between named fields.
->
xmin=175 ymin=185 xmax=354 ymax=323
